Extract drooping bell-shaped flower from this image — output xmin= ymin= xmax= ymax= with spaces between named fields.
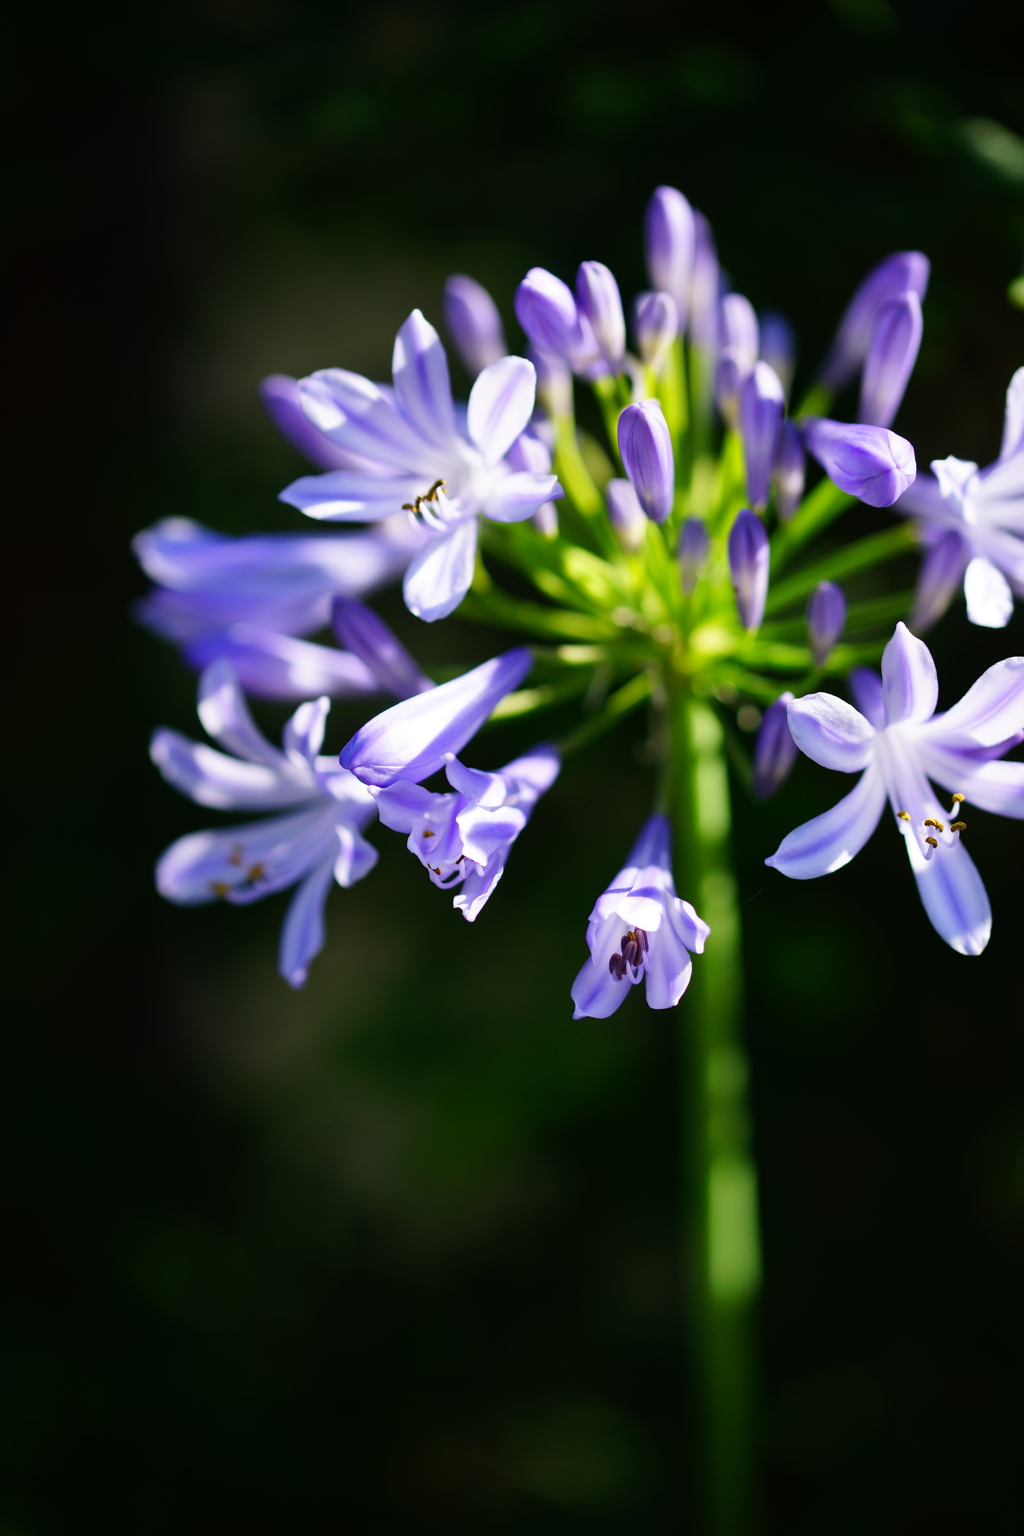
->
xmin=807 ymin=581 xmax=846 ymax=666
xmin=802 ymin=418 xmax=916 ymax=506
xmin=644 ymin=186 xmax=695 ymax=333
xmin=576 ymin=261 xmax=626 ymax=372
xmin=571 ymin=814 xmax=710 ymax=1018
xmin=819 ymin=252 xmax=930 ymax=391
xmin=442 ymin=274 xmax=508 ymax=378
xmin=678 ymin=518 xmax=710 ymax=595
xmin=152 ymin=660 xmax=379 ymax=988
xmin=340 ymin=647 xmax=533 ymax=788
xmin=634 ymin=291 xmax=679 ymax=375
xmin=858 ymin=291 xmax=923 ymax=428
xmin=765 ymin=623 xmax=1024 ymax=955
xmin=728 ymin=509 xmax=770 ymax=632
xmin=618 ymin=400 xmax=675 ymax=523
xmin=739 ymin=361 xmax=786 ymax=510
xmin=758 ymin=311 xmax=796 ymax=399
xmin=752 ymin=693 xmax=799 ymax=800
xmin=773 ymin=420 xmax=806 ymax=522
xmin=606 ymin=477 xmax=648 ymax=553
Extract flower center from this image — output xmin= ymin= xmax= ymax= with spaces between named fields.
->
xmin=609 ymin=927 xmax=649 ymax=981
xmin=209 ymin=842 xmax=268 ymax=897
xmin=895 ymin=793 xmax=968 ymax=861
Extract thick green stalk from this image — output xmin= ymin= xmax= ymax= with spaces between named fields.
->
xmin=671 ymin=694 xmax=762 ymax=1536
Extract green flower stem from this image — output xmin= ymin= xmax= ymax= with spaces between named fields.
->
xmin=671 ymin=694 xmax=762 ymax=1536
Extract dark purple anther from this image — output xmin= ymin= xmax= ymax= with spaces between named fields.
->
xmin=609 ymin=926 xmax=649 ymax=980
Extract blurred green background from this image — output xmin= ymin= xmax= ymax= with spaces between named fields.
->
xmin=4 ymin=1 xmax=1024 ymax=1531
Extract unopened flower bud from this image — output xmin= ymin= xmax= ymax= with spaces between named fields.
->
xmin=740 ymin=361 xmax=786 ymax=510
xmin=678 ymin=518 xmax=709 ymax=594
xmin=773 ymin=420 xmax=805 ymax=522
xmin=634 ymin=291 xmax=679 ymax=374
xmin=909 ymin=528 xmax=969 ymax=632
xmin=759 ymin=310 xmax=796 ymax=398
xmin=576 ymin=260 xmax=626 ymax=371
xmin=819 ymin=251 xmax=930 ymax=391
xmin=688 ymin=212 xmax=720 ymax=350
xmin=442 ymin=274 xmax=507 ymax=378
xmin=728 ymin=509 xmax=770 ymax=632
xmin=806 ymin=581 xmax=846 ymax=666
xmin=617 ymin=400 xmax=675 ymax=523
xmin=802 ymin=417 xmax=916 ymax=506
xmin=715 ymin=294 xmax=759 ymax=425
xmin=715 ymin=350 xmax=748 ymax=428
xmin=515 ymin=267 xmax=584 ymax=362
xmin=644 ymin=186 xmax=695 ymax=332
xmin=858 ymin=290 xmax=923 ymax=428
xmin=606 ymin=478 xmax=648 ymax=552
xmin=752 ymin=692 xmax=798 ymax=799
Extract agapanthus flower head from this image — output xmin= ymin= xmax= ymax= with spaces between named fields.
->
xmin=802 ymin=418 xmax=916 ymax=506
xmin=739 ymin=361 xmax=786 ymax=510
xmin=571 ymin=814 xmax=710 ymax=1019
xmin=766 ymin=623 xmax=1024 ymax=955
xmin=753 ymin=693 xmax=799 ymax=800
xmin=728 ymin=509 xmax=770 ymax=632
xmin=634 ymin=291 xmax=679 ymax=375
xmin=819 ymin=251 xmax=930 ymax=391
xmin=606 ymin=477 xmax=649 ymax=553
xmin=152 ymin=659 xmax=379 ymax=988
xmin=375 ymin=744 xmax=560 ymax=922
xmin=806 ymin=581 xmax=846 ymax=666
xmin=644 ymin=186 xmax=696 ymax=333
xmin=678 ymin=517 xmax=710 ymax=595
xmin=340 ymin=646 xmax=533 ymax=789
xmin=758 ymin=311 xmax=796 ymax=399
xmin=858 ymin=290 xmax=923 ymax=428
xmin=576 ymin=261 xmax=626 ymax=372
xmin=772 ymin=420 xmax=806 ymax=523
xmin=279 ymin=311 xmax=562 ymax=622
xmin=442 ymin=274 xmax=508 ymax=378
xmin=896 ymin=369 xmax=1024 ymax=630
xmin=618 ymin=400 xmax=675 ymax=523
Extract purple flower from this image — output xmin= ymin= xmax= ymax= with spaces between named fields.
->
xmin=617 ymin=400 xmax=675 ymax=523
xmin=331 ymin=597 xmax=434 ymax=698
xmin=508 ymin=427 xmax=559 ymax=535
xmin=633 ymin=291 xmax=679 ymax=375
xmin=152 ymin=659 xmax=378 ymax=988
xmin=576 ymin=261 xmax=626 ymax=371
xmin=605 ymin=478 xmax=648 ymax=553
xmin=644 ymin=186 xmax=696 ymax=333
xmin=715 ymin=293 xmax=759 ymax=426
xmin=752 ymin=693 xmax=798 ymax=799
xmin=802 ymin=418 xmax=916 ymax=506
xmin=260 ymin=374 xmax=365 ymax=471
xmin=375 ymin=745 xmax=560 ymax=921
xmin=759 ymin=311 xmax=796 ymax=399
xmin=678 ymin=518 xmax=710 ymax=595
xmin=514 ymin=268 xmax=604 ymax=377
xmin=819 ymin=251 xmax=930 ymax=391
xmin=442 ymin=274 xmax=508 ymax=377
xmin=858 ymin=291 xmax=923 ymax=428
xmin=807 ymin=581 xmax=846 ymax=666
xmin=280 ymin=311 xmax=562 ymax=622
xmin=739 ymin=361 xmax=786 ymax=510
xmin=773 ymin=420 xmax=806 ymax=523
xmin=896 ymin=369 xmax=1024 ymax=629
xmin=340 ymin=647 xmax=533 ymax=789
xmin=184 ymin=626 xmax=382 ymax=702
xmin=571 ymin=814 xmax=710 ymax=1018
xmin=766 ymin=623 xmax=1024 ymax=955
xmin=728 ymin=510 xmax=770 ymax=632
xmin=688 ymin=212 xmax=720 ymax=351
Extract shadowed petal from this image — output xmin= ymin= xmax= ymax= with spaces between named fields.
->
xmin=155 ymin=805 xmax=337 ymax=905
xmin=299 ymin=370 xmax=443 ymax=472
xmin=278 ymin=854 xmax=337 ymax=989
xmin=766 ymin=765 xmax=886 ymax=878
xmin=186 ymin=627 xmax=380 ymax=702
xmin=1000 ymin=367 xmax=1024 ymax=461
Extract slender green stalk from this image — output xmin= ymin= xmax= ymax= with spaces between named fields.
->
xmin=671 ymin=693 xmax=762 ymax=1536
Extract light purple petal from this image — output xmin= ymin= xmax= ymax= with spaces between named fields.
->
xmin=391 ymin=309 xmax=458 ymax=451
xmin=467 ymin=356 xmax=537 ymax=464
xmin=456 ymin=802 xmax=526 ymax=865
xmin=284 ymin=696 xmax=330 ymax=767
xmin=444 ymin=757 xmax=507 ymax=806
xmin=643 ymin=912 xmax=695 ymax=1010
xmin=155 ymin=804 xmax=337 ymax=906
xmin=1001 ymin=367 xmax=1024 ymax=461
xmin=340 ymin=646 xmax=533 ymax=788
xmin=964 ymin=557 xmax=1014 ymax=627
xmin=259 ymin=374 xmax=361 ymax=471
xmin=910 ymin=528 xmax=970 ymax=633
xmin=402 ymin=517 xmax=478 ymax=622
xmin=443 ymin=274 xmax=507 ymax=377
xmin=150 ymin=728 xmax=313 ymax=810
xmin=916 ymin=746 xmax=1024 ymax=819
xmin=298 ymin=369 xmax=443 ymax=473
xmin=279 ymin=470 xmax=422 ymax=521
xmin=453 ymin=854 xmax=508 ymax=923
xmin=802 ymin=418 xmax=917 ymax=507
xmin=881 ymin=622 xmax=938 ymax=725
xmin=765 ymin=765 xmax=887 ymax=878
xmin=482 ymin=471 xmax=563 ymax=523
xmin=903 ymin=825 xmax=991 ymax=956
xmin=925 ymin=656 xmax=1024 ymax=746
xmin=196 ymin=658 xmax=288 ymax=765
xmin=849 ymin=667 xmax=886 ymax=730
xmin=787 ymin=693 xmax=876 ymax=772
xmin=186 ymin=627 xmax=380 ymax=702
xmin=278 ymin=854 xmax=337 ymax=989
xmin=332 ymin=822 xmax=380 ymax=887
xmin=571 ymin=914 xmax=634 ymax=1019
xmin=331 ymin=597 xmax=433 ymax=698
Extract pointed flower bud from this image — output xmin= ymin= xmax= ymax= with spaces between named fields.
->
xmin=728 ymin=509 xmax=770 ymax=632
xmin=819 ymin=251 xmax=930 ymax=390
xmin=678 ymin=518 xmax=710 ymax=595
xmin=688 ymin=212 xmax=720 ymax=350
xmin=752 ymin=692 xmax=798 ymax=799
xmin=858 ymin=290 xmax=923 ymax=428
xmin=340 ymin=647 xmax=532 ymax=788
xmin=773 ymin=420 xmax=805 ymax=522
xmin=617 ymin=400 xmax=675 ymax=524
xmin=442 ymin=274 xmax=507 ymax=378
xmin=605 ymin=478 xmax=648 ymax=552
xmin=739 ymin=361 xmax=786 ymax=510
xmin=806 ymin=581 xmax=846 ymax=666
xmin=715 ymin=294 xmax=759 ymax=425
xmin=576 ymin=261 xmax=626 ymax=371
xmin=759 ymin=311 xmax=796 ymax=398
xmin=909 ymin=528 xmax=969 ymax=633
xmin=634 ymin=291 xmax=679 ymax=374
xmin=644 ymin=186 xmax=695 ymax=332
xmin=802 ymin=418 xmax=916 ymax=506
xmin=331 ymin=597 xmax=433 ymax=699
xmin=515 ymin=267 xmax=585 ymax=362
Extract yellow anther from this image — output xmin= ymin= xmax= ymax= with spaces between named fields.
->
xmin=925 ymin=836 xmax=938 ymax=848
xmin=951 ymin=793 xmax=965 ymax=804
xmin=422 ymin=829 xmax=435 ymax=838
xmin=923 ymin=818 xmax=944 ymax=831
xmin=896 ymin=810 xmax=911 ymax=821
xmin=248 ymin=862 xmax=266 ymax=881
xmin=951 ymin=820 xmax=967 ymax=832
xmin=210 ymin=881 xmax=230 ymax=897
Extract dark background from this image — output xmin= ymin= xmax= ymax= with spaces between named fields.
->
xmin=4 ymin=1 xmax=1024 ymax=1531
